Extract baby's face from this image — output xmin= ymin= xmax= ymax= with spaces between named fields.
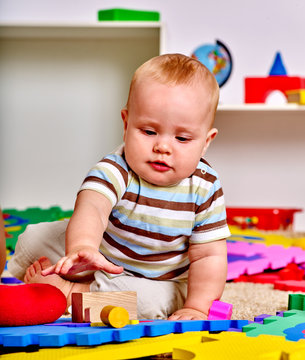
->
xmin=122 ymin=79 xmax=217 ymax=186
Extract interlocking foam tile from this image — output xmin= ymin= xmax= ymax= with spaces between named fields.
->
xmin=3 ymin=331 xmax=305 ymax=360
xmin=0 ymin=318 xmax=249 ymax=348
xmin=274 ymin=280 xmax=305 ymax=291
xmin=234 ymin=263 xmax=305 ymax=285
xmin=242 ymin=310 xmax=305 ymax=339
xmin=227 ymin=241 xmax=305 ymax=280
xmin=229 ymin=225 xmax=305 ymax=248
xmin=172 ymin=331 xmax=305 ymax=360
xmin=284 ymin=323 xmax=305 ymax=341
xmin=3 ymin=207 xmax=73 ymax=250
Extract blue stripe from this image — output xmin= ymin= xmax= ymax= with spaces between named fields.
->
xmin=104 ymin=154 xmax=128 ymax=172
xmin=112 ymin=209 xmax=193 ymax=237
xmin=194 ymin=209 xmax=227 ymax=227
xmin=126 ymin=181 xmax=221 ymax=206
xmin=105 ymin=232 xmax=188 ymax=255
xmin=103 ymin=254 xmax=189 ymax=278
xmin=198 ymin=161 xmax=219 ymax=178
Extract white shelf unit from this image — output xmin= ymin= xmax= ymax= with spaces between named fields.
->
xmin=218 ymin=103 xmax=305 ymax=112
xmin=0 ymin=22 xmax=164 ymax=210
xmin=208 ymin=104 xmax=305 ymax=231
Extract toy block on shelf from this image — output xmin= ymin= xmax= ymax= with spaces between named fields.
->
xmin=244 ymin=76 xmax=305 ymax=103
xmin=286 ymin=89 xmax=305 ymax=105
xmin=72 ymin=291 xmax=137 ymax=323
xmin=98 ymin=8 xmax=160 ymax=21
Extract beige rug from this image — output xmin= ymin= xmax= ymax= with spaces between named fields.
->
xmin=221 ymin=282 xmax=295 ymax=320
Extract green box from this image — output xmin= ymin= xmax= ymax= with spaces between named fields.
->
xmin=98 ymin=8 xmax=160 ymax=22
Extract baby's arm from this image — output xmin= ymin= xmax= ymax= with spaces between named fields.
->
xmin=168 ymin=239 xmax=227 ymax=320
xmin=42 ymin=190 xmax=123 ymax=276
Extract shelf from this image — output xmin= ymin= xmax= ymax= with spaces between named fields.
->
xmin=217 ymin=103 xmax=305 ymax=112
xmin=0 ymin=22 xmax=163 ymax=40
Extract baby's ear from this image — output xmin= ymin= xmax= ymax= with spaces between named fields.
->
xmin=202 ymin=128 xmax=218 ymax=157
xmin=121 ymin=108 xmax=128 ymax=122
xmin=121 ymin=108 xmax=128 ymax=138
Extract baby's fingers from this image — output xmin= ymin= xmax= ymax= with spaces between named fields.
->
xmin=41 ymin=264 xmax=57 ymax=276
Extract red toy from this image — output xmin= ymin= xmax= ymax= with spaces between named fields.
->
xmin=245 ymin=76 xmax=305 ymax=103
xmin=0 ymin=283 xmax=67 ymax=326
xmin=226 ymin=207 xmax=302 ymax=230
xmin=244 ymin=52 xmax=305 ymax=103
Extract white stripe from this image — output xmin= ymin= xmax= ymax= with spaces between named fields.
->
xmin=101 ymin=239 xmax=188 ymax=268
xmin=117 ymin=199 xmax=195 ymax=221
xmin=80 ymin=181 xmax=117 ymax=206
xmin=196 ymin=195 xmax=225 ymax=218
xmin=107 ymin=222 xmax=188 ymax=250
xmin=95 ymin=162 xmax=126 ymax=197
xmin=190 ymin=226 xmax=231 ymax=243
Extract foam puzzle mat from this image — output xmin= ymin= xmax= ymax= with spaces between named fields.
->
xmin=3 ymin=207 xmax=305 ymax=358
xmin=0 ymin=318 xmax=248 ymax=348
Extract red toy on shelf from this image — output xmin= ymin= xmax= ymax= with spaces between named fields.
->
xmin=226 ymin=207 xmax=302 ymax=230
xmin=244 ymin=52 xmax=305 ymax=103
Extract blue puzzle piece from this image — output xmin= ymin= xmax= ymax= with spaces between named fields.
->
xmin=227 ymin=254 xmax=263 ymax=263
xmin=0 ymin=318 xmax=249 ymax=348
xmin=284 ymin=322 xmax=305 ymax=341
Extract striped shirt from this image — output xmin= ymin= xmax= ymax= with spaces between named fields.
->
xmin=80 ymin=145 xmax=230 ymax=280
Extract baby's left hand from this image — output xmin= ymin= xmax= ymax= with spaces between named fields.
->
xmin=168 ymin=307 xmax=207 ymax=321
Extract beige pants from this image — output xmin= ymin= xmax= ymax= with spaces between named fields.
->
xmin=8 ymin=220 xmax=187 ymax=319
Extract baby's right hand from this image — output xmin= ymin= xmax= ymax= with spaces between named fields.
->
xmin=41 ymin=246 xmax=123 ymax=276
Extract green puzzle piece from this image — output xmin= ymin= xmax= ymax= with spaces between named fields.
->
xmin=243 ymin=310 xmax=305 ymax=338
xmin=4 ymin=207 xmax=73 ymax=250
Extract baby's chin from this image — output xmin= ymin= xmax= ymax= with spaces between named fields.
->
xmin=140 ymin=175 xmax=182 ymax=188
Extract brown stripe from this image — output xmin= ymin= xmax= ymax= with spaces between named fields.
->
xmin=122 ymin=191 xmax=196 ymax=212
xmin=125 ymin=264 xmax=189 ymax=280
xmin=100 ymin=158 xmax=129 ymax=187
xmin=200 ymin=158 xmax=212 ymax=167
xmin=193 ymin=168 xmax=217 ymax=184
xmin=196 ymin=187 xmax=224 ymax=213
xmin=82 ymin=176 xmax=117 ymax=196
xmin=194 ymin=219 xmax=228 ymax=232
xmin=109 ymin=215 xmax=183 ymax=242
xmin=104 ymin=232 xmax=188 ymax=262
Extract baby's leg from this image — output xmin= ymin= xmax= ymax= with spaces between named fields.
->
xmin=24 ymin=256 xmax=89 ymax=308
xmin=91 ymin=271 xmax=188 ymax=320
xmin=7 ymin=220 xmax=68 ymax=280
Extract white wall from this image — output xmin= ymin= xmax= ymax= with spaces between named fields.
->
xmin=1 ymin=0 xmax=304 ymax=104
xmin=1 ymin=0 xmax=305 ymax=230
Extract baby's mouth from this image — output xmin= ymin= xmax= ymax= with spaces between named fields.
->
xmin=149 ymin=161 xmax=171 ymax=172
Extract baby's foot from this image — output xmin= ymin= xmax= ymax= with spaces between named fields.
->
xmin=24 ymin=256 xmax=90 ymax=308
xmin=24 ymin=257 xmax=74 ymax=303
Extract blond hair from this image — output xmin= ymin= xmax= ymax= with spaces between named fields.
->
xmin=126 ymin=53 xmax=219 ymax=119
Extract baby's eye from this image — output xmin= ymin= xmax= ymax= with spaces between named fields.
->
xmin=143 ymin=129 xmax=156 ymax=136
xmin=176 ymin=136 xmax=190 ymax=142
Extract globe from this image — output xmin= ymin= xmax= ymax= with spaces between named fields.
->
xmin=191 ymin=40 xmax=233 ymax=87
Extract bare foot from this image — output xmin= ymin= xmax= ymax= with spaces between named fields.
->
xmin=24 ymin=256 xmax=90 ymax=307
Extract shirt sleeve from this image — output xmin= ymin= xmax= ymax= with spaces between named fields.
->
xmin=79 ymin=152 xmax=129 ymax=207
xmin=189 ymin=163 xmax=231 ymax=244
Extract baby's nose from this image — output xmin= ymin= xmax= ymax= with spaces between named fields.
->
xmin=153 ymin=141 xmax=172 ymax=155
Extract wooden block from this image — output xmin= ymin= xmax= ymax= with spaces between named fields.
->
xmin=71 ymin=291 xmax=137 ymax=323
xmin=286 ymin=89 xmax=305 ymax=105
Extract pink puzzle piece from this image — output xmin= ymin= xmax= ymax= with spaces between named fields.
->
xmin=227 ymin=242 xmax=305 ymax=280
